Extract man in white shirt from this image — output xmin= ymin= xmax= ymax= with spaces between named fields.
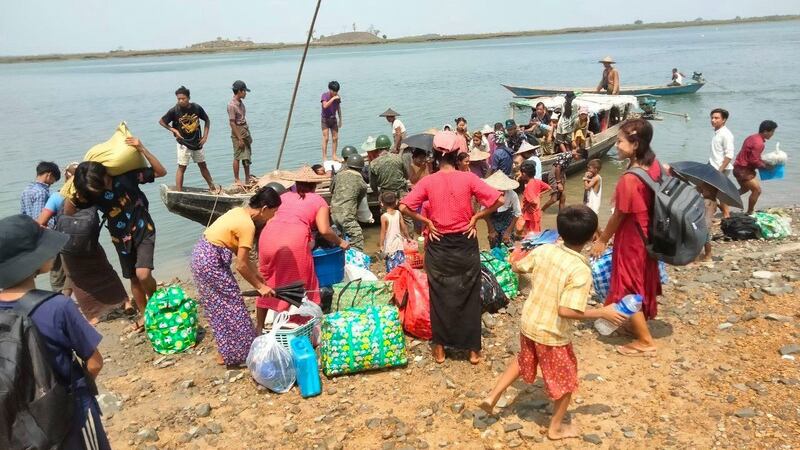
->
xmin=379 ymin=108 xmax=406 ymax=153
xmin=709 ymin=108 xmax=735 ymax=218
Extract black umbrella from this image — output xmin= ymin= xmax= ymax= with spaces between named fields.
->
xmin=402 ymin=133 xmax=434 ymax=152
xmin=274 ymin=281 xmax=306 ymax=307
xmin=669 ymin=161 xmax=743 ymax=209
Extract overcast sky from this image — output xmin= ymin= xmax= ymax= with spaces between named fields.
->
xmin=1 ymin=0 xmax=797 ymax=56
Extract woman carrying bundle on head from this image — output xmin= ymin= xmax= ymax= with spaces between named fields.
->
xmin=190 ymin=185 xmax=283 ymax=367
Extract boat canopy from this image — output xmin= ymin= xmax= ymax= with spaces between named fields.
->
xmin=510 ymin=93 xmax=638 ymax=115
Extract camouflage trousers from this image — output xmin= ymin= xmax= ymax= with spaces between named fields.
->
xmin=332 ymin=212 xmax=364 ymax=251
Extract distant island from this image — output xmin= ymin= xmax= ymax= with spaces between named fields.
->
xmin=1 ymin=14 xmax=798 ymax=64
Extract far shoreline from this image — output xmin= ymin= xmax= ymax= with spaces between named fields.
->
xmin=1 ymin=14 xmax=798 ymax=65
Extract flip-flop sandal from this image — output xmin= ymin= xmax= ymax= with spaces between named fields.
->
xmin=616 ymin=345 xmax=656 ymax=357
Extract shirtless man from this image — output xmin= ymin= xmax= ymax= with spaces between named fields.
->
xmin=596 ymin=56 xmax=620 ymax=95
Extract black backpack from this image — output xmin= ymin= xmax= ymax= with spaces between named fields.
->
xmin=721 ymin=214 xmax=760 ymax=240
xmin=54 ymin=206 xmax=103 ymax=256
xmin=627 ymin=166 xmax=708 ymax=266
xmin=0 ymin=290 xmax=74 ymax=450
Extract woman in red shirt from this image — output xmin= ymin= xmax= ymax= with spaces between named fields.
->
xmin=401 ymin=131 xmax=503 ymax=364
xmin=256 ymin=166 xmax=349 ymax=334
xmin=591 ymin=119 xmax=662 ymax=356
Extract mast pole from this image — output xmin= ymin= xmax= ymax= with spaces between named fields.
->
xmin=275 ymin=0 xmax=322 ymax=169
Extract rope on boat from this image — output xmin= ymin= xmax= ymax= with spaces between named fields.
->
xmin=206 ymin=194 xmax=221 ymax=228
xmin=275 ymin=0 xmax=323 ymax=170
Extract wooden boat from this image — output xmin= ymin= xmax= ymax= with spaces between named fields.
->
xmin=502 ymin=82 xmax=704 ymax=98
xmin=503 ymin=73 xmax=706 ymax=98
xmin=539 ymin=119 xmax=622 ymax=176
xmin=161 ymin=177 xmax=381 ymax=227
xmin=510 ymin=94 xmax=635 ymax=175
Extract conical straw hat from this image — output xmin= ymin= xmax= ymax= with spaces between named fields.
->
xmin=468 ymin=148 xmax=491 ymax=161
xmin=484 ymin=171 xmax=519 ymax=191
xmin=281 ymin=165 xmax=330 ymax=183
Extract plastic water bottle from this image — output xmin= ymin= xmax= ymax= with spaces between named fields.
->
xmin=290 ymin=336 xmax=322 ymax=398
xmin=594 ymin=294 xmax=643 ymax=336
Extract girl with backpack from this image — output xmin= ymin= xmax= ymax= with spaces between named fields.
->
xmin=590 ymin=119 xmax=662 ymax=357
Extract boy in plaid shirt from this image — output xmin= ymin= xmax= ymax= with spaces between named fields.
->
xmin=481 ymin=205 xmax=626 ymax=440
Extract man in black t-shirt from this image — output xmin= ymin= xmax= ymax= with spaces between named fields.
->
xmin=159 ymin=86 xmax=219 ymax=192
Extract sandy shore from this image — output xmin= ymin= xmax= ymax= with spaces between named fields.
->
xmin=92 ymin=207 xmax=800 ymax=449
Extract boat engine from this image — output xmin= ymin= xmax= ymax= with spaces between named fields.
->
xmin=637 ymin=95 xmax=659 ymax=120
xmin=692 ymin=72 xmax=705 ymax=83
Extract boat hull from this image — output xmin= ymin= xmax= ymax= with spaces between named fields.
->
xmin=539 ymin=121 xmax=621 ymax=177
xmin=161 ymin=184 xmax=381 ymax=227
xmin=502 ymin=82 xmax=704 ymax=98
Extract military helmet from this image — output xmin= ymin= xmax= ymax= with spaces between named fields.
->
xmin=265 ymin=182 xmax=288 ymax=196
xmin=375 ymin=134 xmax=392 ymax=150
xmin=346 ymin=154 xmax=366 ymax=171
xmin=341 ymin=145 xmax=359 ymax=160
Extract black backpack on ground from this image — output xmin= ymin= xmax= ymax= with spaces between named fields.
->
xmin=54 ymin=206 xmax=103 ymax=256
xmin=0 ymin=290 xmax=74 ymax=450
xmin=721 ymin=214 xmax=760 ymax=240
xmin=626 ymin=166 xmax=708 ymax=266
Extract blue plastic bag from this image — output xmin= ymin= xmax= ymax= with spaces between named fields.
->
xmin=591 ymin=249 xmax=668 ymax=300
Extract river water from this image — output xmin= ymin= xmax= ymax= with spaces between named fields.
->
xmin=1 ymin=20 xmax=798 ymax=280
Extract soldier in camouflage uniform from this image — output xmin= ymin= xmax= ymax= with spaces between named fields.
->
xmin=369 ymin=134 xmax=414 ymax=233
xmin=330 ymin=154 xmax=368 ymax=250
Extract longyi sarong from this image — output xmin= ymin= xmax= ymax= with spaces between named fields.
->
xmin=191 ymin=237 xmax=256 ymax=366
xmin=424 ymin=233 xmax=482 ymax=351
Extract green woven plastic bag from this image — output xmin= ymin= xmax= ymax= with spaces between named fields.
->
xmin=480 ymin=249 xmax=519 ymax=299
xmin=753 ymin=212 xmax=792 ymax=240
xmin=330 ymin=280 xmax=393 ymax=312
xmin=320 ymin=304 xmax=407 ymax=376
xmin=144 ymin=285 xmax=198 ymax=355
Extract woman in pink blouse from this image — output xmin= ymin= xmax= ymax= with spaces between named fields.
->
xmin=400 ymin=131 xmax=503 ymax=365
xmin=256 ymin=167 xmax=348 ymax=334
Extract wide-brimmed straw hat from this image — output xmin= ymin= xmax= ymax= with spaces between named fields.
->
xmin=484 ymin=171 xmax=519 ymax=191
xmin=480 ymin=124 xmax=494 ymax=134
xmin=379 ymin=108 xmax=401 ymax=117
xmin=0 ymin=215 xmax=69 ymax=289
xmin=256 ymin=170 xmax=296 ymax=189
xmin=281 ymin=166 xmax=330 ymax=183
xmin=598 ymin=56 xmax=615 ymax=64
xmin=514 ymin=140 xmax=540 ymax=155
xmin=468 ymin=148 xmax=491 ymax=161
xmin=433 ymin=130 xmax=467 ymax=154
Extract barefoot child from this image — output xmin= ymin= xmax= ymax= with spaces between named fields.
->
xmin=583 ymin=159 xmax=603 ymax=215
xmin=379 ymin=191 xmax=411 ymax=272
xmin=481 ymin=205 xmax=626 ymax=440
xmin=517 ymin=160 xmax=550 ymax=237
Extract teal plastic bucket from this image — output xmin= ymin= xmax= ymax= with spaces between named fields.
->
xmin=759 ymin=164 xmax=784 ymax=181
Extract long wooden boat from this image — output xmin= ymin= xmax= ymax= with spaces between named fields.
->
xmin=510 ymin=93 xmax=635 ymax=176
xmin=502 ymin=81 xmax=704 ymax=98
xmin=161 ymin=179 xmax=380 ymax=227
xmin=539 ymin=119 xmax=622 ymax=176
